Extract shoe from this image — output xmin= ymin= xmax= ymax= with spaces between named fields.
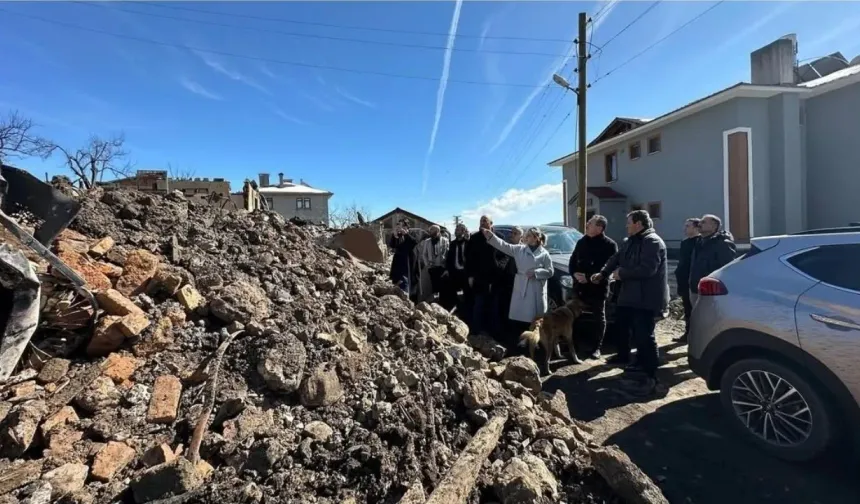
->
xmin=589 ymin=350 xmax=602 ymax=360
xmin=622 ymin=377 xmax=658 ymax=397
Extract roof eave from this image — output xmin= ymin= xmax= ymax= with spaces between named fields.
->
xmin=547 ymin=82 xmax=812 ymax=168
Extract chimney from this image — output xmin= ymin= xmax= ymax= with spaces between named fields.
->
xmin=750 ymin=34 xmax=797 ymax=85
xmin=258 ymin=173 xmax=270 ymax=187
xmin=278 ymin=172 xmax=284 ymax=186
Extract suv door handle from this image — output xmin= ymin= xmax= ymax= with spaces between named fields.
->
xmin=810 ymin=313 xmax=860 ymax=331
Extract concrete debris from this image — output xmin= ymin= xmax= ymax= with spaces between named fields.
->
xmin=0 ymin=188 xmax=665 ymax=503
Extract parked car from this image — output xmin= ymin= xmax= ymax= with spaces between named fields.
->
xmin=688 ymin=227 xmax=860 ymax=461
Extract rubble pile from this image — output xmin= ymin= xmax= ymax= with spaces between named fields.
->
xmin=0 ymin=188 xmax=666 ymax=504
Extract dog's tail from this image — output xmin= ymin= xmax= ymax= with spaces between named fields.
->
xmin=519 ymin=329 xmax=540 ymax=350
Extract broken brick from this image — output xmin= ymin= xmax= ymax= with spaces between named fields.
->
xmin=131 ymin=457 xmax=204 ymax=503
xmin=141 ymin=443 xmax=177 ymax=468
xmin=1 ymin=400 xmax=48 ymax=457
xmin=96 ymin=289 xmax=144 ymax=317
xmin=101 ymin=353 xmax=139 ymax=384
xmin=96 ymin=261 xmax=123 ymax=278
xmin=40 ymin=406 xmax=79 ymax=438
xmin=148 ymin=266 xmax=183 ymax=296
xmin=176 ymin=285 xmax=204 ymax=311
xmin=55 ymin=248 xmax=112 ymax=292
xmin=117 ymin=312 xmax=151 ymax=338
xmin=89 ymin=236 xmax=115 ymax=256
xmin=44 ymin=426 xmax=83 ymax=458
xmin=11 ymin=380 xmax=37 ymax=400
xmin=91 ymin=441 xmax=136 ymax=482
xmin=147 ymin=375 xmax=182 ymax=424
xmin=87 ymin=316 xmax=126 ymax=357
xmin=115 ymin=249 xmax=159 ymax=297
xmin=37 ymin=358 xmax=71 ymax=384
xmin=133 ymin=317 xmax=174 ymax=357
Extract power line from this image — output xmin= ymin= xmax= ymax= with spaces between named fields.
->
xmin=598 ymin=1 xmax=662 ymax=50
xmin=591 ymin=0 xmax=617 ymax=24
xmin=137 ymin=1 xmax=573 ymax=43
xmin=71 ymin=1 xmax=570 ymax=58
xmin=0 ymin=7 xmax=545 ymax=89
xmin=592 ymin=0 xmax=725 ymax=85
xmin=509 ymin=110 xmax=573 ymax=189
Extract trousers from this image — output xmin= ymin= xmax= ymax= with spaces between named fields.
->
xmin=615 ymin=306 xmax=659 ymax=377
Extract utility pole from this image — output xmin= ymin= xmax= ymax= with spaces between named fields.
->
xmin=576 ymin=11 xmax=588 ymax=232
xmin=453 ymin=215 xmax=461 ymax=227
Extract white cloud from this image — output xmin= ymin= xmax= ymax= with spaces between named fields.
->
xmin=486 ymin=0 xmax=621 ymax=154
xmin=462 ymin=183 xmax=563 ymax=222
xmin=335 ymin=87 xmax=376 ymax=108
xmin=195 ymin=51 xmax=271 ymax=95
xmin=272 ymin=107 xmax=306 ymax=125
xmin=179 ymin=77 xmax=222 ymax=101
xmin=423 ymin=0 xmax=464 ymax=194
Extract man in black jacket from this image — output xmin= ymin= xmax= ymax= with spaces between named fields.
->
xmin=388 ymin=219 xmax=418 ymax=296
xmin=593 ymin=210 xmax=669 ymax=396
xmin=689 ymin=214 xmax=737 ymax=305
xmin=569 ymin=215 xmax=617 ymax=359
xmin=673 ymin=218 xmax=701 ymax=342
xmin=443 ymin=223 xmax=469 ymax=311
xmin=466 ymin=215 xmax=505 ymax=336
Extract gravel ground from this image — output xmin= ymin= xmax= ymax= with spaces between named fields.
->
xmin=544 ymin=318 xmax=860 ymax=504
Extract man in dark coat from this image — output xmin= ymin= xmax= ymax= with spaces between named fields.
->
xmin=496 ymin=226 xmax=523 ymax=350
xmin=388 ymin=219 xmax=418 ymax=295
xmin=688 ymin=214 xmax=737 ymax=305
xmin=673 ymin=218 xmax=701 ymax=342
xmin=465 ymin=215 xmax=506 ymax=336
xmin=569 ymin=215 xmax=618 ymax=359
xmin=443 ymin=223 xmax=469 ymax=311
xmin=593 ymin=210 xmax=669 ymax=396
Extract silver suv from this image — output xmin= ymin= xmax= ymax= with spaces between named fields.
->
xmin=688 ymin=228 xmax=860 ymax=461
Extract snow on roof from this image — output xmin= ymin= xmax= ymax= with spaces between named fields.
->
xmin=799 ymin=64 xmax=860 ymax=88
xmin=258 ymin=184 xmax=331 ymax=195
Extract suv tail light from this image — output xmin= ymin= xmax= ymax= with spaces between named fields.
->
xmin=698 ymin=277 xmax=728 ymax=296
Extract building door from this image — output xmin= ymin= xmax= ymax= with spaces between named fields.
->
xmin=725 ymin=128 xmax=752 ymax=242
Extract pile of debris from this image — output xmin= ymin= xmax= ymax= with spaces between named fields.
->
xmin=0 ymin=188 xmax=667 ymax=504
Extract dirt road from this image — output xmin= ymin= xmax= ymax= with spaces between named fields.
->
xmin=545 ymin=318 xmax=860 ymax=504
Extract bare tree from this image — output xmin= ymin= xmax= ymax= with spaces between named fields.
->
xmin=56 ymin=133 xmax=133 ymax=190
xmin=168 ymin=162 xmax=196 ymax=181
xmin=329 ymin=202 xmax=372 ymax=229
xmin=0 ymin=110 xmax=55 ymax=163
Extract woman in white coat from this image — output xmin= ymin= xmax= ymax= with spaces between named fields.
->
xmin=481 ymin=226 xmax=554 ymax=344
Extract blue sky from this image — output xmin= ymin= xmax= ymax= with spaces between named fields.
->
xmin=3 ymin=1 xmax=860 ymax=232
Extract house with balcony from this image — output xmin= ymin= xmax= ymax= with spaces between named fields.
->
xmin=549 ymin=34 xmax=860 ymax=250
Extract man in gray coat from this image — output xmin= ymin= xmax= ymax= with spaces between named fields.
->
xmin=592 ymin=210 xmax=669 ymax=396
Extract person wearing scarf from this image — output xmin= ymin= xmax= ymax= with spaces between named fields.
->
xmin=420 ymin=225 xmax=449 ymax=302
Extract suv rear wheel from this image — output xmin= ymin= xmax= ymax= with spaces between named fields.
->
xmin=719 ymin=358 xmax=835 ymax=462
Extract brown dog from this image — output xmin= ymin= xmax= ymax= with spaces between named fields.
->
xmin=519 ymin=299 xmax=585 ymax=375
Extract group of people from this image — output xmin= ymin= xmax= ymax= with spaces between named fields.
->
xmin=386 ymin=209 xmax=737 ymax=398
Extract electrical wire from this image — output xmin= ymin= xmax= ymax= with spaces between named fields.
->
xmin=135 ymin=0 xmax=574 ymax=43
xmin=0 ymin=7 xmax=545 ymax=89
xmin=597 ymin=1 xmax=662 ymax=50
xmin=70 ymin=1 xmax=569 ymax=58
xmin=508 ymin=109 xmax=572 ymax=189
xmin=591 ymin=0 xmax=726 ymax=85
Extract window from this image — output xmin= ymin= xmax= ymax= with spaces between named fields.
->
xmin=296 ymin=198 xmax=312 ymax=210
xmin=604 ymin=152 xmax=618 ymax=183
xmin=629 ymin=141 xmax=641 ymax=160
xmin=647 ymin=135 xmax=662 ymax=154
xmin=786 ymin=244 xmax=860 ymax=291
xmin=647 ymin=201 xmax=662 ymax=219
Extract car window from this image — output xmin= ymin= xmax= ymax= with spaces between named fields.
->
xmin=542 ymin=229 xmax=582 ymax=255
xmin=786 ymin=244 xmax=860 ymax=292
